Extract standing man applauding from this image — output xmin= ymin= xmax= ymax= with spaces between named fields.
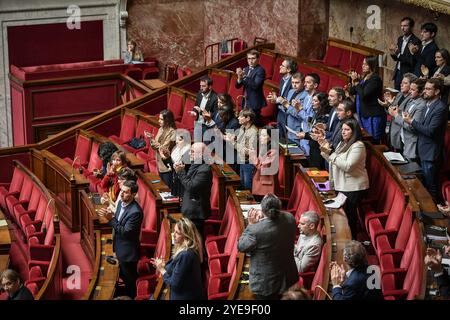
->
xmin=236 ymin=50 xmax=266 ymax=125
xmin=99 ymin=180 xmax=143 ymax=298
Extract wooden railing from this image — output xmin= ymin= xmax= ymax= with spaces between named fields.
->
xmin=30 ymin=149 xmax=89 ymax=232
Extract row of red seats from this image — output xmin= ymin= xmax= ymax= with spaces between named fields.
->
xmin=135 ymin=218 xmax=171 ymax=300
xmin=0 ymin=161 xmax=59 ymax=297
xmin=258 ymin=50 xmax=348 ymax=94
xmin=360 ymin=147 xmax=424 ymax=299
xmin=311 ymin=45 xmax=365 ymax=74
xmin=205 ymin=194 xmax=244 ymax=299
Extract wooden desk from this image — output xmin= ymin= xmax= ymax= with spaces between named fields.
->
xmin=0 ymin=254 xmax=9 ymax=272
xmin=141 ymin=79 xmax=166 ymax=91
xmin=91 ymin=234 xmax=119 ymax=300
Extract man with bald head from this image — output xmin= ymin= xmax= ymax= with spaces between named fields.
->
xmin=174 ymin=142 xmax=212 ymax=236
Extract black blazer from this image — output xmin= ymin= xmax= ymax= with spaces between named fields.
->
xmin=195 ymin=90 xmax=218 ymax=119
xmin=162 ymin=249 xmax=204 ymax=300
xmin=411 ymin=98 xmax=448 ymax=162
xmin=179 ymin=164 xmax=212 ymax=220
xmin=391 ymin=33 xmax=420 ymax=79
xmin=349 ymin=74 xmax=384 ymax=117
xmin=109 ymin=200 xmax=143 ymax=262
xmin=414 ymin=41 xmax=439 ymax=77
xmin=235 ymin=64 xmax=267 ymax=110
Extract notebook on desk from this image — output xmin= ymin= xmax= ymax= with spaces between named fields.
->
xmin=398 ymin=162 xmax=422 ymax=174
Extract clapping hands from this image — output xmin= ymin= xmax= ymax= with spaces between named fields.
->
xmin=330 ymin=262 xmax=346 ymax=286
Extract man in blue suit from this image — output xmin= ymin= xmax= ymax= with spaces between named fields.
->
xmin=331 ymin=241 xmax=383 ymax=300
xmin=404 ymin=78 xmax=448 ymax=199
xmin=235 ymin=50 xmax=266 ymax=125
xmin=99 ymin=179 xmax=143 ymax=298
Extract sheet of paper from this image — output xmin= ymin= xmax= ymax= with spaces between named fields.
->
xmin=0 ymin=219 xmax=7 ymax=227
xmin=240 ymin=204 xmax=261 ymax=219
xmin=324 ymin=192 xmax=347 ymax=209
xmin=383 ymin=151 xmax=406 ymax=162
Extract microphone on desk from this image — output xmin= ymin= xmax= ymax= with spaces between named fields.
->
xmin=41 ymin=198 xmax=55 ymax=236
xmin=70 ymin=156 xmax=79 ymax=181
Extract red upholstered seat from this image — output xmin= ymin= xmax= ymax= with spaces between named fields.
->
xmin=259 ymin=52 xmax=275 ymax=80
xmin=323 ymin=46 xmax=343 ymax=67
xmin=6 ymin=177 xmax=34 ymax=223
xmin=381 ymin=222 xmax=422 ymax=299
xmin=283 ymin=174 xmax=306 ymax=214
xmin=64 ymin=134 xmax=91 ymax=168
xmin=136 ymin=219 xmax=170 ymax=299
xmin=268 ymin=56 xmax=284 ymax=86
xmin=176 ymin=95 xmax=196 ymax=132
xmin=260 ymin=84 xmax=277 ymax=125
xmin=0 ymin=168 xmax=24 ymax=214
xmin=121 ymin=119 xmax=153 ymax=154
xmin=228 ymin=73 xmax=244 ymax=113
xmin=310 ymin=243 xmax=328 ymax=299
xmin=13 ymin=186 xmax=41 ymax=227
xmin=366 ymin=189 xmax=406 ymax=250
xmin=140 ymin=188 xmax=159 ymax=253
xmin=109 ymin=113 xmax=137 ymax=145
xmin=84 ymin=142 xmax=103 ymax=192
xmin=375 ymin=206 xmax=413 ymax=263
xmin=315 ymin=72 xmax=329 ymax=93
xmin=167 ymin=89 xmax=185 ymax=121
xmin=208 ymin=237 xmax=240 ymax=300
xmin=209 ymin=70 xmax=230 ymax=94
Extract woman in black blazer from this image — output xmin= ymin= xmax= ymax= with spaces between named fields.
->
xmin=151 ymin=217 xmax=204 ymax=300
xmin=349 ymin=56 xmax=386 ymax=144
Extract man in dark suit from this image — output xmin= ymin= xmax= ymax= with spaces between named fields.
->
xmin=238 ymin=194 xmax=298 ymax=300
xmin=404 ymin=78 xmax=448 ymax=199
xmin=389 ymin=17 xmax=420 ymax=90
xmin=174 ymin=142 xmax=212 ymax=237
xmin=235 ymin=49 xmax=266 ymax=124
xmin=331 ymin=241 xmax=383 ymax=300
xmin=411 ymin=22 xmax=439 ymax=77
xmin=99 ymin=180 xmax=143 ymax=298
xmin=267 ymin=58 xmax=296 ymax=140
xmin=193 ymin=76 xmax=218 ymax=125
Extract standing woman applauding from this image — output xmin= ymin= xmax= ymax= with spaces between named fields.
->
xmin=151 ymin=217 xmax=204 ymax=300
xmin=349 ymin=56 xmax=385 ymax=144
xmin=320 ymin=118 xmax=369 ymax=239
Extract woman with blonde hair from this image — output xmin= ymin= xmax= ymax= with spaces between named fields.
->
xmin=151 ymin=217 xmax=204 ymax=300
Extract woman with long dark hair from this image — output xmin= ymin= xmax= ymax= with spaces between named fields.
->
xmin=145 ymin=109 xmax=176 ymax=189
xmin=301 ymin=92 xmax=330 ymax=169
xmin=320 ymin=118 xmax=369 ymax=239
xmin=349 ymin=56 xmax=386 ymax=144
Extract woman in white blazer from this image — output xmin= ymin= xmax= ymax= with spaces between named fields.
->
xmin=320 ymin=118 xmax=369 ymax=239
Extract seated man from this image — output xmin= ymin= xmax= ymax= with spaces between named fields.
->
xmin=330 ymin=240 xmax=383 ymax=300
xmin=294 ymin=211 xmax=323 ymax=273
xmin=0 ymin=269 xmax=34 ymax=300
